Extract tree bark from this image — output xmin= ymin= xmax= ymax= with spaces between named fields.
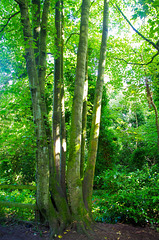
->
xmin=83 ymin=0 xmax=109 ymax=211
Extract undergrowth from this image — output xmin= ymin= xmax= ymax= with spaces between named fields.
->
xmin=0 ymin=164 xmax=158 ymax=226
xmin=0 ymin=187 xmax=35 ymax=221
xmin=93 ymin=164 xmax=159 ymax=226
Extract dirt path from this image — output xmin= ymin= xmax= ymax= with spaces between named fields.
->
xmin=0 ymin=221 xmax=159 ymax=240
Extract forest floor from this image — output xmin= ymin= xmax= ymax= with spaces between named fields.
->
xmin=0 ymin=219 xmax=159 ymax=240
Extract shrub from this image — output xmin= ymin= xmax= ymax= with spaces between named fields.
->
xmin=93 ymin=164 xmax=159 ymax=226
xmin=130 ymin=148 xmax=146 ymax=170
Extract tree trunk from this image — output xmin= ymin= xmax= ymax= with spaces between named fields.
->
xmin=32 ymin=0 xmax=40 ymax=66
xmin=53 ymin=0 xmax=62 ymax=181
xmin=17 ymin=0 xmax=57 ymax=227
xmin=81 ymin=55 xmax=88 ymax=179
xmin=67 ymin=0 xmax=90 ymax=225
xmin=83 ymin=0 xmax=109 ymax=211
xmin=57 ymin=0 xmax=67 ymax=195
xmin=60 ymin=56 xmax=67 ymax=196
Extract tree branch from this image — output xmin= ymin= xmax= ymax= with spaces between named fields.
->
xmin=110 ymin=51 xmax=159 ymax=66
xmin=14 ymin=0 xmax=22 ymax=3
xmin=114 ymin=3 xmax=159 ymax=51
xmin=0 ymin=11 xmax=20 ymax=33
xmin=46 ymin=70 xmax=54 ymax=79
xmin=65 ymin=32 xmax=80 ymax=45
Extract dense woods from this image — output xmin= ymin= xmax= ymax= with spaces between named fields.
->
xmin=0 ymin=0 xmax=159 ymax=238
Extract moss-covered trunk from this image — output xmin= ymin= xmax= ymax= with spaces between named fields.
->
xmin=67 ymin=0 xmax=90 ymax=225
xmin=17 ymin=0 xmax=57 ymax=226
xmin=83 ymin=0 xmax=109 ymax=211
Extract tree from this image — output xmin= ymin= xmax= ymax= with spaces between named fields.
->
xmin=53 ymin=0 xmax=63 ymax=183
xmin=66 ymin=0 xmax=90 ymax=228
xmin=0 ymin=0 xmax=109 ymax=235
xmin=83 ymin=0 xmax=109 ymax=211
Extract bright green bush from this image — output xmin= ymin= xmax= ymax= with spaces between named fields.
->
xmin=93 ymin=164 xmax=159 ymax=226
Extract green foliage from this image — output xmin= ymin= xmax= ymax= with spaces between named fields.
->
xmin=93 ymin=165 xmax=159 ymax=226
xmin=0 ymin=79 xmax=36 ymax=184
xmin=131 ymin=147 xmax=147 ymax=170
xmin=131 ymin=0 xmax=159 ymax=40
xmin=0 ymin=188 xmax=35 ymax=221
